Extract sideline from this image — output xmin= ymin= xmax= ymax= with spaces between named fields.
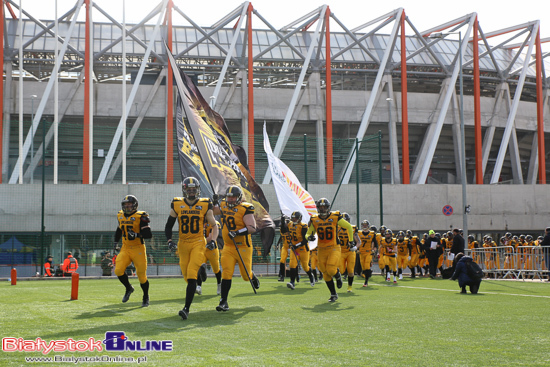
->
xmin=371 ymin=282 xmax=550 ymax=299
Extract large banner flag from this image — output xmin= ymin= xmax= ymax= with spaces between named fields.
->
xmin=263 ymin=123 xmax=318 ymax=249
xmin=166 ymin=44 xmax=275 ymax=252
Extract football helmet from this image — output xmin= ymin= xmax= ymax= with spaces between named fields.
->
xmin=397 ymin=230 xmax=405 ymax=240
xmin=121 ymin=195 xmax=138 ymax=215
xmin=385 ymin=229 xmax=393 ymax=238
xmin=525 ymin=235 xmax=533 ymax=242
xmin=342 ymin=212 xmax=351 ymax=222
xmin=370 ymin=225 xmax=378 ymax=232
xmin=406 ymin=230 xmax=412 ymax=237
xmin=468 ymin=235 xmax=475 ymax=242
xmin=505 ymin=232 xmax=512 ymax=239
xmin=291 ymin=211 xmax=302 ymax=223
xmin=361 ymin=220 xmax=370 ymax=230
xmin=182 ymin=177 xmax=200 ymax=200
xmin=225 ymin=185 xmax=243 ymax=208
xmin=380 ymin=225 xmax=387 ymax=234
xmin=316 ymin=198 xmax=331 ymax=218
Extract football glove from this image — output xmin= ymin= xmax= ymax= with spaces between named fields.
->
xmin=167 ymin=240 xmax=177 ymax=252
xmin=206 ymin=240 xmax=217 ymax=250
xmin=307 ymin=235 xmax=316 ymax=242
xmin=212 ymin=194 xmax=220 ymax=206
xmin=127 ymin=229 xmax=137 ymax=241
xmin=348 ymin=241 xmax=357 ymax=251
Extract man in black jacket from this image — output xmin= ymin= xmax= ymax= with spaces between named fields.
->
xmin=540 ymin=227 xmax=550 ymax=281
xmin=424 ymin=230 xmax=443 ymax=278
xmin=451 ymin=228 xmax=465 ymax=257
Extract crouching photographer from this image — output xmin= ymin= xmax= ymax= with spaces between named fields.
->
xmin=450 ymin=252 xmax=483 ymax=294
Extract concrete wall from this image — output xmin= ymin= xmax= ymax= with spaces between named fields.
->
xmin=1 ymin=184 xmax=549 ymax=233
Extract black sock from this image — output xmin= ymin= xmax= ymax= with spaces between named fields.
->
xmin=290 ymin=268 xmax=297 ymax=283
xmin=197 ymin=276 xmax=202 ymax=287
xmin=398 ymin=268 xmax=402 ymax=275
xmin=215 ymin=271 xmax=222 ymax=284
xmin=118 ymin=274 xmax=131 ymax=289
xmin=140 ymin=280 xmax=149 ymax=297
xmin=326 ymin=279 xmax=336 ymax=295
xmin=220 ymin=279 xmax=232 ymax=302
xmin=348 ymin=276 xmax=354 ymax=286
xmin=306 ymin=269 xmax=314 ymax=282
xmin=185 ymin=279 xmax=197 ymax=309
xmin=279 ymin=263 xmax=285 ymax=277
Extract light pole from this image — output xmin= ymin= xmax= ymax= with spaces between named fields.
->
xmin=386 ymin=97 xmax=393 ymax=184
xmin=432 ymin=32 xmax=469 ymax=240
xmin=30 ymin=94 xmax=37 ymax=184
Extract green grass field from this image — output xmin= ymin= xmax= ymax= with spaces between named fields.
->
xmin=1 ymin=275 xmax=550 ymax=366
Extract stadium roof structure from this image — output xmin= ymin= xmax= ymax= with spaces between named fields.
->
xmin=1 ymin=0 xmax=549 ymax=186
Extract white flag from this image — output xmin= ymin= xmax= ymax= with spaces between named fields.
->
xmin=263 ymin=124 xmax=318 ymax=248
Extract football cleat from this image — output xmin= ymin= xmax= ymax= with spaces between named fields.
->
xmin=287 ymin=282 xmax=295 ymax=290
xmin=362 ymin=283 xmax=368 ymax=287
xmin=399 ymin=274 xmax=403 ymax=280
xmin=335 ymin=273 xmax=343 ymax=289
xmin=195 ymin=285 xmax=202 ymax=295
xmin=216 ymin=300 xmax=229 ymax=312
xmin=278 ymin=275 xmax=284 ymax=282
xmin=347 ymin=285 xmax=353 ymax=292
xmin=328 ymin=294 xmax=339 ymax=303
xmin=122 ymin=286 xmax=134 ymax=303
xmin=178 ymin=307 xmax=189 ymax=320
xmin=141 ymin=295 xmax=149 ymax=308
xmin=217 ymin=283 xmax=221 ymax=295
xmin=251 ymin=275 xmax=260 ymax=289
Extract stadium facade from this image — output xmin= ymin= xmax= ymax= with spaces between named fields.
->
xmin=1 ymin=1 xmax=550 ymax=235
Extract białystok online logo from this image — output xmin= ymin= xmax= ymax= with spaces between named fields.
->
xmin=2 ymin=332 xmax=172 ymax=355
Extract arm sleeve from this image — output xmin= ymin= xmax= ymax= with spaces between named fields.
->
xmin=338 ymin=218 xmax=353 ymax=240
xmin=165 ymin=215 xmax=177 ymax=240
xmin=305 ymin=223 xmax=316 ymax=238
xmin=300 ymin=225 xmax=308 ymax=246
xmin=280 ymin=219 xmax=289 ymax=233
xmin=114 ymin=227 xmax=122 ymax=243
xmin=140 ymin=214 xmax=152 ymax=240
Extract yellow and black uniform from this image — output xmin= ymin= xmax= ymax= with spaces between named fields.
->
xmin=170 ymin=197 xmax=212 ymax=282
xmin=377 ymin=231 xmax=386 ymax=274
xmin=114 ymin=195 xmax=152 ymax=308
xmin=310 ymin=247 xmax=319 ymax=282
xmin=281 ymin=219 xmax=315 ymax=288
xmin=396 ymin=237 xmax=410 ymax=276
xmin=382 ymin=236 xmax=398 ymax=281
xmin=306 ymin=211 xmax=353 ymax=299
xmin=408 ymin=235 xmax=422 ymax=277
xmin=338 ymin=225 xmax=359 ymax=291
xmin=357 ymin=229 xmax=377 ymax=285
xmin=219 ymin=199 xmax=256 ymax=281
xmin=203 ymin=220 xmax=222 ymax=276
xmin=278 ymin=225 xmax=292 ymax=281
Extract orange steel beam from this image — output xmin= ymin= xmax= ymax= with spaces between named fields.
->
xmin=5 ymin=0 xmax=15 ymax=19
xmin=247 ymin=3 xmax=254 ymax=177
xmin=400 ymin=11 xmax=409 ymax=184
xmin=473 ymin=18 xmax=483 ymax=184
xmin=536 ymin=29 xmax=546 ymax=184
xmin=166 ymin=0 xmax=174 ymax=184
xmin=0 ymin=0 xmax=4 ymax=184
xmin=325 ymin=8 xmax=333 ymax=184
xmin=83 ymin=0 xmax=91 ymax=184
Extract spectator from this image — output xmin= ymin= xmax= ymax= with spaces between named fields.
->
xmin=540 ymin=227 xmax=550 ymax=281
xmin=62 ymin=252 xmax=79 ymax=277
xmin=101 ymin=252 xmax=113 ymax=276
xmin=44 ymin=255 xmax=54 ymax=277
xmin=450 ymin=253 xmax=482 ymax=294
xmin=451 ymin=228 xmax=465 ymax=257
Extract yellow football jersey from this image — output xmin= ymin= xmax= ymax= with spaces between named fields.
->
xmin=117 ymin=210 xmax=149 ymax=246
xmin=338 ymin=225 xmax=357 ymax=253
xmin=280 ymin=227 xmax=292 ymax=248
xmin=171 ymin=197 xmax=212 ymax=241
xmin=397 ymin=238 xmax=410 ymax=256
xmin=288 ymin=221 xmax=308 ymax=247
xmin=409 ymin=236 xmax=421 ymax=254
xmin=220 ymin=200 xmax=255 ymax=247
xmin=309 ymin=211 xmax=342 ymax=248
xmin=382 ymin=237 xmax=397 ymax=256
xmin=358 ymin=230 xmax=376 ymax=254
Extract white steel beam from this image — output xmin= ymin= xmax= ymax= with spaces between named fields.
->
xmin=209 ymin=2 xmax=248 ymax=110
xmin=491 ymin=22 xmax=539 ymax=183
xmin=96 ymin=0 xmax=168 ymax=184
xmin=341 ymin=8 xmax=403 ymax=184
xmin=9 ymin=0 xmax=85 ymax=184
xmin=262 ymin=6 xmax=327 ymax=184
xmin=414 ymin=16 xmax=475 ymax=184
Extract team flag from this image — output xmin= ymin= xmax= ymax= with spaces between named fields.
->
xmin=165 ymin=44 xmax=275 ymax=252
xmin=263 ymin=123 xmax=318 ymax=249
